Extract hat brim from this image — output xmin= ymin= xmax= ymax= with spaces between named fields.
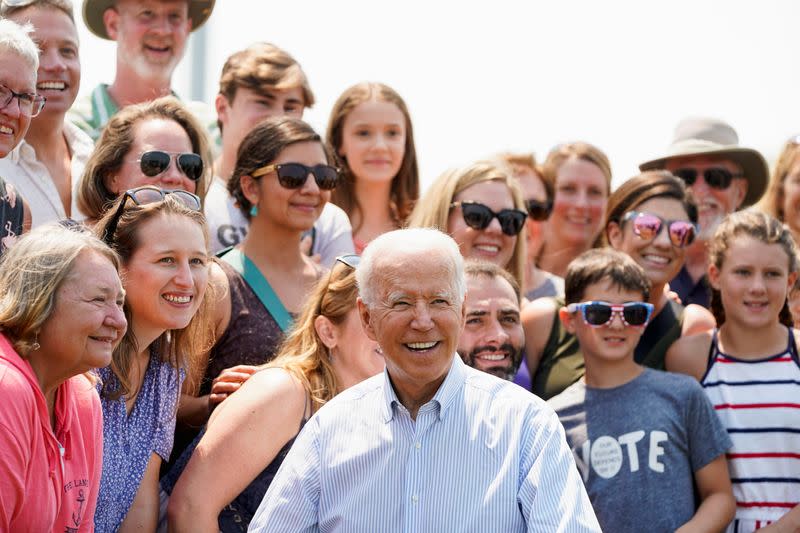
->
xmin=639 ymin=146 xmax=768 ymax=208
xmin=83 ymin=0 xmax=215 ymax=40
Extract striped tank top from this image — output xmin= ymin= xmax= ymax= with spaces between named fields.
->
xmin=701 ymin=328 xmax=800 ymax=532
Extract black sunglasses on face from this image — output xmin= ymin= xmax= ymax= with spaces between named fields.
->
xmin=128 ymin=150 xmax=204 ymax=182
xmin=672 ymin=167 xmax=742 ymax=190
xmin=251 ymin=162 xmax=340 ymax=190
xmin=102 ymin=186 xmax=201 ymax=245
xmin=525 ymin=199 xmax=552 ymax=221
xmin=450 ymin=201 xmax=527 ymax=236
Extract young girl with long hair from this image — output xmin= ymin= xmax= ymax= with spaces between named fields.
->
xmin=667 ymin=210 xmax=800 ymax=532
xmin=92 ymin=188 xmax=211 ymax=532
xmin=327 ymin=82 xmax=419 ymax=252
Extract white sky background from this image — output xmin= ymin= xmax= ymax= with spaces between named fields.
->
xmin=75 ymin=0 xmax=800 ymax=191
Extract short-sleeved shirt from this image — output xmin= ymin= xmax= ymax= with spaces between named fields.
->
xmin=0 ymin=120 xmax=93 ymax=225
xmin=94 ymin=350 xmax=185 ymax=533
xmin=203 ymin=175 xmax=355 ymax=267
xmin=549 ymin=368 xmax=732 ymax=533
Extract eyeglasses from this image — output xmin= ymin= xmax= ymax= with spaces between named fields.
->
xmin=450 ymin=201 xmax=527 ymax=236
xmin=525 ymin=199 xmax=552 ymax=221
xmin=0 ymin=83 xmax=45 ymax=118
xmin=622 ymin=211 xmax=698 ymax=248
xmin=125 ymin=151 xmax=204 ymax=182
xmin=335 ymin=254 xmax=361 ymax=269
xmin=671 ymin=167 xmax=742 ymax=190
xmin=251 ymin=162 xmax=340 ymax=190
xmin=566 ymin=301 xmax=655 ymax=328
xmin=102 ymin=186 xmax=201 ymax=245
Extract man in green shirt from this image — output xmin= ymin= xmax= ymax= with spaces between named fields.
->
xmin=68 ymin=0 xmax=215 ymax=140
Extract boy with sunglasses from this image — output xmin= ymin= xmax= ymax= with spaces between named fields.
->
xmin=204 ymin=42 xmax=354 ymax=265
xmin=549 ymin=248 xmax=735 ymax=533
xmin=639 ymin=117 xmax=769 ymax=308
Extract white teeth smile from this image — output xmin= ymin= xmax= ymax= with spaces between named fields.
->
xmin=643 ymin=254 xmax=669 ymax=265
xmin=163 ymin=294 xmax=191 ymax=304
xmin=37 ymin=81 xmax=65 ymax=90
xmin=478 ymin=353 xmax=507 ymax=361
xmin=406 ymin=341 xmax=437 ymax=350
xmin=475 ymin=245 xmax=499 ymax=253
xmin=0 ymin=125 xmax=12 ymax=135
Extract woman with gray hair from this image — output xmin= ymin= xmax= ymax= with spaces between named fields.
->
xmin=0 ymin=17 xmax=38 ymax=247
xmin=0 ymin=224 xmax=127 ymax=531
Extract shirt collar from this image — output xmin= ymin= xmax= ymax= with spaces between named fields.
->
xmin=381 ymin=354 xmax=465 ymax=423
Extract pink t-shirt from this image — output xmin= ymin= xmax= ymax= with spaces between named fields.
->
xmin=0 ymin=334 xmax=103 ymax=531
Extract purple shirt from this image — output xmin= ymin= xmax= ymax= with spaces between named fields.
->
xmin=94 ymin=351 xmax=184 ymax=532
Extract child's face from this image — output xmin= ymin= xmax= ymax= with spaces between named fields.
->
xmin=338 ymin=99 xmax=406 ymax=185
xmin=560 ymin=279 xmax=647 ymax=366
xmin=709 ymin=235 xmax=797 ymax=329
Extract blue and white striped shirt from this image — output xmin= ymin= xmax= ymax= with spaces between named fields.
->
xmin=249 ymin=356 xmax=600 ymax=532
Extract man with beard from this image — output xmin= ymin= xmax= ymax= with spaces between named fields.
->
xmin=69 ymin=0 xmax=215 ymax=140
xmin=639 ymin=117 xmax=768 ymax=308
xmin=458 ymin=260 xmax=525 ymax=381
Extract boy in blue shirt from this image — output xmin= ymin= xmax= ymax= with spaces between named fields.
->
xmin=549 ymin=248 xmax=734 ymax=532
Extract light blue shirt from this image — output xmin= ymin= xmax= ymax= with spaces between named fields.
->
xmin=249 ymin=356 xmax=600 ymax=532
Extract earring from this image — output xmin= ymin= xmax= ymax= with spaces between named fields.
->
xmin=249 ymin=204 xmax=258 ymax=217
xmin=31 ymin=334 xmax=40 ymax=351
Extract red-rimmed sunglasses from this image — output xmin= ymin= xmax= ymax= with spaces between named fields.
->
xmin=622 ymin=211 xmax=698 ymax=248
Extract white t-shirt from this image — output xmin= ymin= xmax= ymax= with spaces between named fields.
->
xmin=0 ymin=121 xmax=94 ymax=226
xmin=204 ymin=175 xmax=355 ymax=267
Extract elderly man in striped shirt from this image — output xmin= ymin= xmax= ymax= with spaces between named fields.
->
xmin=249 ymin=228 xmax=600 ymax=533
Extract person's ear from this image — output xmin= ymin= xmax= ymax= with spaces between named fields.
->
xmin=215 ymin=93 xmax=230 ymax=127
xmin=606 ymin=221 xmax=623 ymax=249
xmin=240 ymin=174 xmax=260 ymax=206
xmin=358 ymin=298 xmax=378 ymax=341
xmin=787 ymin=271 xmax=798 ymax=296
xmin=314 ymin=315 xmax=337 ymax=350
xmin=559 ymin=306 xmax=577 ymax=334
xmin=733 ymin=178 xmax=748 ymax=209
xmin=708 ymin=263 xmax=721 ymax=290
xmin=103 ymin=8 xmax=120 ymax=41
xmin=104 ymin=175 xmax=120 ymax=196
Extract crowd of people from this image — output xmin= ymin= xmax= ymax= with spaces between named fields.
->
xmin=0 ymin=0 xmax=798 ymax=532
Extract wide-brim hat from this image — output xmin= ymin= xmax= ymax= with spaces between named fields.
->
xmin=83 ymin=0 xmax=215 ymax=40
xmin=639 ymin=117 xmax=768 ymax=208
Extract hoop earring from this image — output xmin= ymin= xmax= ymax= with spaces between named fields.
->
xmin=249 ymin=204 xmax=258 ymax=217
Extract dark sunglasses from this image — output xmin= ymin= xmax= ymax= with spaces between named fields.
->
xmin=103 ymin=186 xmax=201 ymax=245
xmin=251 ymin=162 xmax=340 ymax=190
xmin=450 ymin=201 xmax=527 ymax=236
xmin=622 ymin=211 xmax=698 ymax=248
xmin=129 ymin=150 xmax=204 ymax=182
xmin=566 ymin=301 xmax=654 ymax=328
xmin=525 ymin=199 xmax=552 ymax=221
xmin=671 ymin=167 xmax=741 ymax=190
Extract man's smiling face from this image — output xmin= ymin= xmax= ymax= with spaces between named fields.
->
xmin=458 ymin=272 xmax=524 ymax=380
